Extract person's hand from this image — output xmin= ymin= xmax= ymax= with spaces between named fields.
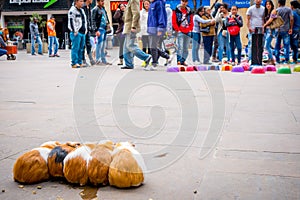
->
xmin=95 ymin=31 xmax=100 ymax=37
xmin=157 ymin=31 xmax=162 ymax=36
xmin=249 ymin=28 xmax=255 ymax=33
xmin=34 ymin=36 xmax=36 ymax=39
xmin=288 ymin=29 xmax=293 ymax=35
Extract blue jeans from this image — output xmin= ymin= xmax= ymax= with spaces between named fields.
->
xmin=192 ymin=32 xmax=201 ymax=62
xmin=70 ymin=32 xmax=85 ymax=66
xmin=264 ymin=28 xmax=276 ymax=60
xmin=229 ymin=33 xmax=242 ymax=63
xmin=123 ymin=33 xmax=150 ymax=68
xmin=275 ymin=31 xmax=290 ymax=63
xmin=0 ymin=48 xmax=7 ymax=57
xmin=96 ymin=28 xmax=107 ymax=63
xmin=218 ymin=31 xmax=231 ymax=61
xmin=48 ymin=36 xmax=59 ymax=55
xmin=290 ymin=30 xmax=299 ymax=62
xmin=203 ymin=36 xmax=214 ymax=64
xmin=31 ymin=34 xmax=42 ymax=55
xmin=177 ymin=32 xmax=191 ymax=64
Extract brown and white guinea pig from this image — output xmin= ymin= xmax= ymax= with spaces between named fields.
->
xmin=87 ymin=140 xmax=114 ymax=186
xmin=63 ymin=143 xmax=96 ymax=186
xmin=47 ymin=142 xmax=81 ymax=178
xmin=13 ymin=141 xmax=61 ymax=184
xmin=108 ymin=142 xmax=146 ymax=188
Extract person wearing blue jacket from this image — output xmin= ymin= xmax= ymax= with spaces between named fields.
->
xmin=146 ymin=0 xmax=170 ymax=70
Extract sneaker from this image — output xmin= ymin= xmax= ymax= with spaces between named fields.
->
xmin=182 ymin=62 xmax=188 ymax=66
xmin=96 ymin=61 xmax=105 ymax=65
xmin=103 ymin=62 xmax=112 ymax=65
xmin=144 ymin=55 xmax=152 ymax=68
xmin=121 ymin=66 xmax=133 ymax=69
xmin=144 ymin=65 xmax=156 ymax=71
xmin=49 ymin=54 xmax=55 ymax=57
xmin=80 ymin=63 xmax=87 ymax=68
xmin=32 ymin=53 xmax=36 ymax=56
xmin=141 ymin=61 xmax=147 ymax=67
xmin=38 ymin=53 xmax=43 ymax=55
xmin=54 ymin=54 xmax=60 ymax=57
xmin=72 ymin=64 xmax=80 ymax=68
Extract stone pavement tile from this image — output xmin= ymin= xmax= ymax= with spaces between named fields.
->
xmin=197 ymin=171 xmax=300 ymax=200
xmin=226 ymin=110 xmax=300 ymax=133
xmin=218 ymin=131 xmax=300 ymax=153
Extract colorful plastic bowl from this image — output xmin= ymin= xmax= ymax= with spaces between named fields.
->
xmin=222 ymin=64 xmax=232 ymax=71
xmin=186 ymin=66 xmax=195 ymax=72
xmin=264 ymin=65 xmax=277 ymax=72
xmin=208 ymin=65 xmax=220 ymax=70
xmin=196 ymin=65 xmax=208 ymax=71
xmin=240 ymin=63 xmax=250 ymax=71
xmin=251 ymin=66 xmax=265 ymax=74
xmin=293 ymin=65 xmax=300 ymax=72
xmin=167 ymin=66 xmax=179 ymax=72
xmin=231 ymin=65 xmax=245 ymax=72
xmin=277 ymin=67 xmax=291 ymax=74
xmin=179 ymin=66 xmax=186 ymax=72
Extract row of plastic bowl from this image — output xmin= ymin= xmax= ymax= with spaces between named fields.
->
xmin=167 ymin=63 xmax=300 ymax=74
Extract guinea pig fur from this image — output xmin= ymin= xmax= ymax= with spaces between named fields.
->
xmin=13 ymin=141 xmax=61 ymax=184
xmin=47 ymin=142 xmax=81 ymax=178
xmin=88 ymin=140 xmax=114 ymax=186
xmin=108 ymin=142 xmax=146 ymax=188
xmin=63 ymin=143 xmax=95 ymax=186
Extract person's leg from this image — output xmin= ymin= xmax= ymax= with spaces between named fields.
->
xmin=0 ymin=48 xmax=7 ymax=57
xmin=212 ymin=31 xmax=219 ymax=60
xmin=176 ymin=32 xmax=184 ymax=64
xmin=225 ymin=32 xmax=231 ymax=61
xmin=208 ymin=36 xmax=214 ymax=57
xmin=31 ymin=35 xmax=35 ymax=55
xmin=182 ymin=33 xmax=191 ymax=63
xmin=282 ymin=32 xmax=290 ymax=63
xmin=100 ymin=31 xmax=107 ymax=63
xmin=70 ymin=32 xmax=79 ymax=66
xmin=123 ymin=34 xmax=134 ymax=68
xmin=264 ymin=29 xmax=273 ymax=60
xmin=48 ymin=36 xmax=53 ymax=55
xmin=141 ymin=35 xmax=147 ymax=53
xmin=218 ymin=32 xmax=224 ymax=61
xmin=149 ymin=35 xmax=158 ymax=66
xmin=37 ymin=36 xmax=43 ymax=54
xmin=274 ymin=32 xmax=282 ymax=63
xmin=192 ymin=32 xmax=198 ymax=62
xmin=77 ymin=33 xmax=85 ymax=65
xmin=229 ymin=35 xmax=235 ymax=63
xmin=203 ymin=36 xmax=210 ymax=64
xmin=128 ymin=32 xmax=150 ymax=62
xmin=54 ymin=37 xmax=59 ymax=55
xmin=236 ymin=34 xmax=242 ymax=64
xmin=118 ymin=34 xmax=125 ymax=59
xmin=247 ymin=33 xmax=252 ymax=61
xmin=290 ymin=32 xmax=299 ymax=62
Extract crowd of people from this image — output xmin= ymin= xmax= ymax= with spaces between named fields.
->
xmin=1 ymin=0 xmax=299 ymax=69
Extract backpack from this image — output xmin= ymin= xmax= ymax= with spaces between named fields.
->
xmin=227 ymin=16 xmax=240 ymax=36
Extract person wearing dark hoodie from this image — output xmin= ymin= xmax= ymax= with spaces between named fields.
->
xmin=146 ymin=0 xmax=170 ymax=70
xmin=172 ymin=0 xmax=194 ymax=66
xmin=290 ymin=0 xmax=300 ymax=63
xmin=113 ymin=3 xmax=126 ymax=65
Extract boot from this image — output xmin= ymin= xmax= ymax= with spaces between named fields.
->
xmin=88 ymin=52 xmax=96 ymax=65
xmin=117 ymin=59 xmax=123 ymax=65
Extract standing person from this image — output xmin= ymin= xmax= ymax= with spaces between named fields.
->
xmin=47 ymin=15 xmax=59 ymax=57
xmin=92 ymin=0 xmax=111 ymax=65
xmin=113 ymin=3 xmax=126 ymax=65
xmin=147 ymin=0 xmax=170 ymax=70
xmin=192 ymin=7 xmax=213 ymax=64
xmin=265 ymin=0 xmax=293 ymax=64
xmin=139 ymin=0 xmax=151 ymax=54
xmin=165 ymin=3 xmax=173 ymax=36
xmin=30 ymin=17 xmax=43 ymax=56
xmin=172 ymin=0 xmax=194 ymax=66
xmin=290 ymin=0 xmax=300 ymax=64
xmin=263 ymin=0 xmax=276 ymax=65
xmin=246 ymin=0 xmax=265 ymax=63
xmin=212 ymin=3 xmax=222 ymax=62
xmin=201 ymin=6 xmax=216 ymax=64
xmin=215 ymin=3 xmax=231 ymax=63
xmin=68 ymin=0 xmax=87 ymax=68
xmin=121 ymin=0 xmax=152 ymax=69
xmin=82 ymin=0 xmax=96 ymax=66
xmin=0 ymin=31 xmax=8 ymax=58
xmin=225 ymin=6 xmax=243 ymax=65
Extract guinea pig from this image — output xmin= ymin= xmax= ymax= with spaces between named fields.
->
xmin=88 ymin=140 xmax=114 ymax=186
xmin=63 ymin=143 xmax=96 ymax=186
xmin=108 ymin=142 xmax=146 ymax=188
xmin=13 ymin=141 xmax=61 ymax=184
xmin=47 ymin=142 xmax=81 ymax=178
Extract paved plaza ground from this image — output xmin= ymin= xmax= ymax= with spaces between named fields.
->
xmin=0 ymin=48 xmax=300 ymax=200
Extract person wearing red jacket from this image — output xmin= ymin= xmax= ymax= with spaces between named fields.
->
xmin=172 ymin=0 xmax=193 ymax=66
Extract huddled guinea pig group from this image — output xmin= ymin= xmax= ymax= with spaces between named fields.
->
xmin=13 ymin=141 xmax=146 ymax=188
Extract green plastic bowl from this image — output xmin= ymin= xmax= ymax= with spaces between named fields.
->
xmin=294 ymin=65 xmax=300 ymax=72
xmin=277 ymin=67 xmax=291 ymax=74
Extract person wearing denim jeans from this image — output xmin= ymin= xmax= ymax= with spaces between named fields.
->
xmin=290 ymin=0 xmax=300 ymax=63
xmin=272 ymin=0 xmax=293 ymax=63
xmin=225 ymin=6 xmax=243 ymax=64
xmin=47 ymin=16 xmax=59 ymax=57
xmin=121 ymin=0 xmax=151 ymax=69
xmin=29 ymin=18 xmax=43 ymax=55
xmin=68 ymin=0 xmax=87 ymax=68
xmin=192 ymin=7 xmax=212 ymax=64
xmin=172 ymin=0 xmax=194 ymax=66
